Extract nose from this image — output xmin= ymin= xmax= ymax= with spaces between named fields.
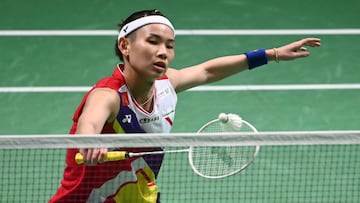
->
xmin=157 ymin=44 xmax=167 ymax=60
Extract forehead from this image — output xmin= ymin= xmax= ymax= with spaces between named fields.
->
xmin=135 ymin=23 xmax=175 ymax=40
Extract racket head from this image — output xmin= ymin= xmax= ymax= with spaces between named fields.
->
xmin=188 ymin=114 xmax=260 ymax=179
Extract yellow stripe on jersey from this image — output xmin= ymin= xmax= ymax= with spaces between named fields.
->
xmin=113 ymin=119 xmax=125 ymax=134
xmin=113 ymin=165 xmax=158 ymax=203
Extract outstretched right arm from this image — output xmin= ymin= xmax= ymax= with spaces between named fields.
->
xmin=76 ymin=88 xmax=120 ymax=165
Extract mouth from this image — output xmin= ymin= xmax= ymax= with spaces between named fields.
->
xmin=153 ymin=62 xmax=166 ymax=72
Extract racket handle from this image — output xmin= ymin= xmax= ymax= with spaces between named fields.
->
xmin=75 ymin=151 xmax=128 ymax=164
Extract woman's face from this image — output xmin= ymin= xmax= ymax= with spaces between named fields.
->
xmin=126 ymin=23 xmax=175 ymax=79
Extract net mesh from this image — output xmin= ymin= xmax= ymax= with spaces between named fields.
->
xmin=1 ymin=131 xmax=359 ymax=203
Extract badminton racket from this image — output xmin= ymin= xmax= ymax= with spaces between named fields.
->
xmin=75 ymin=113 xmax=260 ymax=178
xmin=189 ymin=113 xmax=260 ymax=178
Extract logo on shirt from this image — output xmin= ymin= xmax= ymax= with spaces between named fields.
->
xmin=162 ymin=108 xmax=175 ymax=117
xmin=157 ymin=87 xmax=170 ymax=99
xmin=122 ymin=114 xmax=132 ymax=123
xmin=139 ymin=116 xmax=160 ymax=124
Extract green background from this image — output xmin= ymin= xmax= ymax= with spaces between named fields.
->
xmin=0 ymin=0 xmax=359 ymax=202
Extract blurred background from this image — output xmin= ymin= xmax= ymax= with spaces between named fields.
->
xmin=0 ymin=0 xmax=359 ymax=134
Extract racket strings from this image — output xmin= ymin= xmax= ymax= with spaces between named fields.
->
xmin=190 ymin=118 xmax=259 ymax=178
xmin=191 ymin=146 xmax=254 ymax=176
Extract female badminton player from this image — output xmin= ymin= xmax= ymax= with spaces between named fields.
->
xmin=49 ymin=9 xmax=320 ymax=203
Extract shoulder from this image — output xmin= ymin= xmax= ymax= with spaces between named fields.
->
xmin=96 ymin=76 xmax=125 ymax=91
xmin=164 ymin=68 xmax=180 ymax=89
xmin=87 ymin=88 xmax=120 ymax=122
xmin=88 ymin=88 xmax=119 ymax=104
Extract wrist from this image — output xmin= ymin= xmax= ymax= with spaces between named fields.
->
xmin=266 ymin=48 xmax=279 ymax=63
xmin=244 ymin=49 xmax=268 ymax=70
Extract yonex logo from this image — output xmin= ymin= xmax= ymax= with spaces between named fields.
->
xmin=123 ymin=26 xmax=128 ymax=33
xmin=122 ymin=114 xmax=131 ymax=123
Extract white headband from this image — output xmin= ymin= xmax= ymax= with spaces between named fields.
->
xmin=118 ymin=15 xmax=175 ymax=40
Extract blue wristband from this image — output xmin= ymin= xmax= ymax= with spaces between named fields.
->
xmin=244 ymin=49 xmax=268 ymax=70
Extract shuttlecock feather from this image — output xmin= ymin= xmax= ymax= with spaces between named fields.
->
xmin=218 ymin=113 xmax=243 ymax=132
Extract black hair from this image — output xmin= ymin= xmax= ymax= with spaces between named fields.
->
xmin=114 ymin=9 xmax=167 ymax=62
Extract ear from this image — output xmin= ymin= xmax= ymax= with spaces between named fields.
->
xmin=118 ymin=37 xmax=130 ymax=57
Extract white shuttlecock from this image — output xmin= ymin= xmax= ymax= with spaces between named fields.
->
xmin=218 ymin=113 xmax=243 ymax=132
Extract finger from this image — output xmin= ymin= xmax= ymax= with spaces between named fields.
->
xmin=79 ymin=148 xmax=89 ymax=162
xmin=307 ymin=42 xmax=321 ymax=47
xmin=79 ymin=148 xmax=87 ymax=156
xmin=299 ymin=47 xmax=307 ymax=52
xmin=302 ymin=38 xmax=321 ymax=47
xmin=302 ymin=38 xmax=320 ymax=43
xmin=91 ymin=148 xmax=100 ymax=164
xmin=97 ymin=148 xmax=108 ymax=163
xmin=85 ymin=149 xmax=93 ymax=162
xmin=295 ymin=51 xmax=310 ymax=58
xmin=85 ymin=148 xmax=99 ymax=166
xmin=80 ymin=148 xmax=93 ymax=165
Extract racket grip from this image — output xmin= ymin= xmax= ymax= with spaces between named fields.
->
xmin=75 ymin=151 xmax=128 ymax=164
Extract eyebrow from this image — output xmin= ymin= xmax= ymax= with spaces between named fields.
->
xmin=149 ymin=33 xmax=175 ymax=43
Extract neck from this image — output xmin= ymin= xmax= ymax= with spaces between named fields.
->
xmin=137 ymin=90 xmax=154 ymax=106
xmin=122 ymin=64 xmax=155 ymax=107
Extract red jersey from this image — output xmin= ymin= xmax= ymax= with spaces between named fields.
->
xmin=49 ymin=65 xmax=177 ymax=203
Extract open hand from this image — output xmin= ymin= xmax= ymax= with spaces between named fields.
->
xmin=277 ymin=38 xmax=321 ymax=61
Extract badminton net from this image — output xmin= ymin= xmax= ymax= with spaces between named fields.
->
xmin=0 ymin=131 xmax=359 ymax=203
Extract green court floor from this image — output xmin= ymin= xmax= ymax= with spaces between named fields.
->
xmin=0 ymin=0 xmax=359 ymax=202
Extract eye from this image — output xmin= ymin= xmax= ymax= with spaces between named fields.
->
xmin=166 ymin=41 xmax=175 ymax=49
xmin=147 ymin=39 xmax=158 ymax=45
xmin=147 ymin=37 xmax=159 ymax=45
